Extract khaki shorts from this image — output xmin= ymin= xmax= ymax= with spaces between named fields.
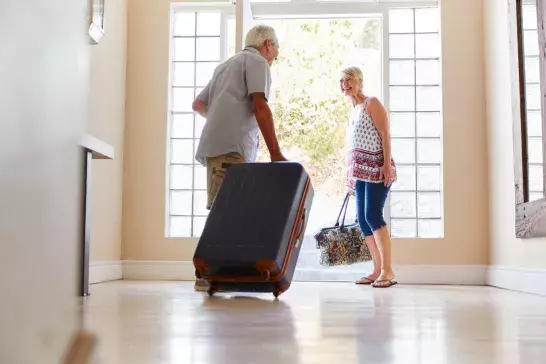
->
xmin=205 ymin=152 xmax=246 ymax=209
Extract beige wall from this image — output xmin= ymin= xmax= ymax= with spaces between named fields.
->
xmin=484 ymin=0 xmax=546 ymax=269
xmin=89 ymin=0 xmax=128 ymax=262
xmin=123 ymin=0 xmax=489 ymax=265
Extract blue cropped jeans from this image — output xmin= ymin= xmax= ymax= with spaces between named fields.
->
xmin=355 ymin=180 xmax=391 ymax=237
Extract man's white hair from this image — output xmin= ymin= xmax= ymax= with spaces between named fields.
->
xmin=244 ymin=24 xmax=278 ymax=48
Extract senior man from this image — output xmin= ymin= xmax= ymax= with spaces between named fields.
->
xmin=191 ymin=24 xmax=287 ymax=291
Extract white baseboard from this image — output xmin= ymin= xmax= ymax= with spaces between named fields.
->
xmin=90 ymin=261 xmax=123 ymax=284
xmin=122 ymin=260 xmax=196 ymax=281
xmin=487 ymin=266 xmax=546 ymax=296
xmin=120 ymin=261 xmax=487 ymax=285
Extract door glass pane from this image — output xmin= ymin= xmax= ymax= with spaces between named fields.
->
xmin=170 ymin=191 xmax=192 ymax=215
xmin=391 ymin=192 xmax=417 ymax=218
xmin=171 ymin=165 xmax=193 ymax=190
xmin=197 ymin=12 xmax=221 ymax=36
xmin=415 ymin=8 xmax=440 ymax=33
xmin=390 ymin=86 xmax=415 ymax=111
xmin=522 ymin=4 xmax=538 ymax=30
xmin=524 ymin=30 xmax=539 ymax=56
xmin=416 ymin=86 xmax=441 ymax=111
xmin=417 ymin=139 xmax=441 ymax=164
xmin=390 ymin=112 xmax=415 ymax=137
xmin=173 ymin=88 xmax=195 ymax=112
xmin=525 ymin=57 xmax=540 ymax=83
xmin=194 ymin=165 xmax=207 ymax=190
xmin=390 ymin=60 xmax=415 ymax=85
xmin=392 ymin=139 xmax=416 ymax=163
xmin=193 ymin=191 xmax=209 ymax=216
xmin=171 ymin=139 xmax=194 ymax=164
xmin=416 ymin=60 xmax=440 ymax=85
xmin=389 ymin=35 xmax=415 ymax=59
xmin=526 ymin=83 xmax=541 ymax=110
xmin=195 ymin=114 xmax=206 ymax=138
xmin=391 ymin=165 xmax=416 ymax=191
xmin=171 ymin=114 xmax=194 ymax=138
xmin=174 ymin=13 xmax=196 ymax=36
xmin=528 ymin=137 xmax=543 ymax=164
xmin=527 ymin=110 xmax=542 ymax=137
xmin=418 ymin=219 xmax=442 ymax=238
xmin=417 ymin=192 xmax=441 ymax=218
xmin=418 ymin=165 xmax=441 ymax=191
xmin=196 ymin=37 xmax=221 ymax=61
xmin=173 ymin=63 xmax=195 ymax=86
xmin=390 ymin=219 xmax=417 ymax=238
xmin=415 ymin=34 xmax=440 ymax=58
xmin=389 ymin=9 xmax=414 ymax=33
xmin=193 ymin=217 xmax=208 ymax=237
xmin=417 ymin=112 xmax=442 ymax=137
xmin=170 ymin=216 xmax=191 ymax=237
xmin=196 ymin=62 xmax=218 ymax=86
xmin=528 ymin=165 xmax=543 ymax=192
xmin=174 ymin=38 xmax=195 ymax=61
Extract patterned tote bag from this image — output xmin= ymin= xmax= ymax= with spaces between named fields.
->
xmin=314 ymin=193 xmax=372 ymax=267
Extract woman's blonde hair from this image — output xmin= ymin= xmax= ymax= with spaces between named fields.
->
xmin=340 ymin=66 xmax=364 ymax=89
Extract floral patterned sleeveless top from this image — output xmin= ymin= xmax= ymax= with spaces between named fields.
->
xmin=346 ymin=97 xmax=397 ymax=191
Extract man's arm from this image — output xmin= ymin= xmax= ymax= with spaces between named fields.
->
xmin=192 ymin=98 xmax=207 ymax=118
xmin=252 ymin=93 xmax=286 ymax=161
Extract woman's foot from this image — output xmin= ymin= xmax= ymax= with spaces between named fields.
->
xmin=355 ymin=272 xmax=380 ymax=285
xmin=372 ymin=271 xmax=397 ymax=288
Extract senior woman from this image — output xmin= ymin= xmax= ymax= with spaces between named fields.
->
xmin=340 ymin=66 xmax=397 ymax=288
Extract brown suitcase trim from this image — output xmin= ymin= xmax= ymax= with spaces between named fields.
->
xmin=194 ymin=177 xmax=311 ymax=282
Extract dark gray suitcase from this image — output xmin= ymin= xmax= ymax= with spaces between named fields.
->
xmin=193 ymin=162 xmax=314 ymax=298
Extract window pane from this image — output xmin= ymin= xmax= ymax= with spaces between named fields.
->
xmin=193 ymin=191 xmax=209 ymax=216
xmin=418 ymin=165 xmax=441 ymax=191
xmin=522 ymin=4 xmax=538 ymax=30
xmin=389 ymin=9 xmax=414 ymax=33
xmin=174 ymin=12 xmax=195 ymax=37
xmin=391 ymin=192 xmax=416 ymax=218
xmin=173 ymin=62 xmax=195 ymax=86
xmin=170 ymin=216 xmax=191 ymax=237
xmin=170 ymin=191 xmax=192 ymax=215
xmin=390 ymin=219 xmax=417 ymax=238
xmin=415 ymin=8 xmax=440 ymax=33
xmin=526 ymin=83 xmax=541 ymax=110
xmin=194 ymin=138 xmax=200 ymax=157
xmin=171 ymin=113 xmax=193 ymax=138
xmin=392 ymin=165 xmax=416 ymax=191
xmin=390 ymin=60 xmax=415 ymax=85
xmin=525 ymin=57 xmax=540 ymax=83
xmin=416 ymin=86 xmax=441 ymax=111
xmin=527 ymin=110 xmax=542 ymax=137
xmin=415 ymin=34 xmax=440 ymax=58
xmin=528 ymin=137 xmax=544 ymax=164
xmin=389 ymin=35 xmax=415 ymax=59
xmin=524 ymin=30 xmax=539 ymax=56
xmin=195 ymin=114 xmax=206 ymax=138
xmin=416 ymin=60 xmax=440 ymax=85
xmin=391 ymin=139 xmax=416 ymax=163
xmin=390 ymin=86 xmax=415 ymax=111
xmin=171 ymin=139 xmax=194 ymax=164
xmin=171 ymin=165 xmax=193 ymax=190
xmin=173 ymin=88 xmax=194 ymax=112
xmin=417 ymin=112 xmax=442 ymax=137
xmin=417 ymin=139 xmax=442 ymax=163
xmin=196 ymin=37 xmax=220 ymax=61
xmin=418 ymin=219 xmax=443 ymax=238
xmin=194 ymin=165 xmax=207 ymax=190
xmin=390 ymin=112 xmax=415 ymax=137
xmin=196 ymin=62 xmax=218 ymax=86
xmin=174 ymin=38 xmax=195 ymax=61
xmin=529 ymin=165 xmax=544 ymax=192
xmin=530 ymin=192 xmax=543 ymax=201
xmin=193 ymin=216 xmax=208 ymax=237
xmin=196 ymin=12 xmax=221 ymax=36
xmin=417 ymin=192 xmax=441 ymax=218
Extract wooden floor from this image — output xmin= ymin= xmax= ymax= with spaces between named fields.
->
xmin=83 ymin=281 xmax=546 ymax=364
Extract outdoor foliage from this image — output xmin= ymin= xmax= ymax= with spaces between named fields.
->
xmin=256 ymin=19 xmax=381 ymax=197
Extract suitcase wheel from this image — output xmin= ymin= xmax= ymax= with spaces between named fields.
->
xmin=273 ymin=288 xmax=283 ymax=298
xmin=207 ymin=285 xmax=218 ymax=297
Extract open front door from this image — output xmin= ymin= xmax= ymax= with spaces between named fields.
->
xmin=235 ymin=0 xmax=255 ymax=52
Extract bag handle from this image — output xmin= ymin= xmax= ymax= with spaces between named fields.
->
xmin=335 ymin=193 xmax=351 ymax=228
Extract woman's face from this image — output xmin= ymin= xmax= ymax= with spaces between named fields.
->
xmin=340 ymin=76 xmax=361 ymax=97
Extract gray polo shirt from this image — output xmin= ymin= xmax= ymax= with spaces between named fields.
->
xmin=194 ymin=47 xmax=272 ymax=165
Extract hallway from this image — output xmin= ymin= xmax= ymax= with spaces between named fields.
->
xmin=84 ymin=282 xmax=546 ymax=364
